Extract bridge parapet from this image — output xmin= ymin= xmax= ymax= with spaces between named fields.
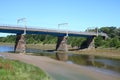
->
xmin=0 ymin=25 xmax=108 ymax=38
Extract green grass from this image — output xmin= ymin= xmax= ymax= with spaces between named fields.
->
xmin=0 ymin=58 xmax=51 ymax=80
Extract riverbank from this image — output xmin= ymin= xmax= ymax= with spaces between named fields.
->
xmin=70 ymin=48 xmax=120 ymax=59
xmin=0 ymin=53 xmax=120 ymax=80
xmin=0 ymin=43 xmax=120 ymax=59
xmin=26 ymin=44 xmax=120 ymax=59
xmin=0 ymin=57 xmax=51 ymax=80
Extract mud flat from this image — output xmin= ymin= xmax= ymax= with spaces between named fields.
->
xmin=0 ymin=53 xmax=120 ymax=80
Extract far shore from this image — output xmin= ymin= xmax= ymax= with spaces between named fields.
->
xmin=0 ymin=42 xmax=120 ymax=59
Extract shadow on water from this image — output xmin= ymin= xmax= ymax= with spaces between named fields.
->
xmin=0 ymin=45 xmax=120 ymax=74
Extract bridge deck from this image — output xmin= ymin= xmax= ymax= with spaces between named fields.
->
xmin=0 ymin=25 xmax=107 ymax=37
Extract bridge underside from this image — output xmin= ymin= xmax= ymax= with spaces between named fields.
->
xmin=80 ymin=36 xmax=95 ymax=49
xmin=14 ymin=34 xmax=95 ymax=53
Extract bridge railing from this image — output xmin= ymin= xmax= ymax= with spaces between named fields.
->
xmin=0 ymin=24 xmax=108 ymax=37
xmin=0 ymin=24 xmax=25 ymax=29
xmin=0 ymin=24 xmax=67 ymax=31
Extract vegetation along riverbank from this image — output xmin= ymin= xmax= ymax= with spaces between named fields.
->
xmin=0 ymin=57 xmax=51 ymax=80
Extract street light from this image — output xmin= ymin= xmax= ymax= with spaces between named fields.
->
xmin=17 ymin=18 xmax=27 ymax=54
xmin=17 ymin=18 xmax=27 ymax=35
xmin=58 ymin=23 xmax=68 ymax=37
xmin=96 ymin=27 xmax=98 ymax=36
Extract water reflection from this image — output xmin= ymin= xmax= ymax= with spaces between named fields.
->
xmin=56 ymin=52 xmax=68 ymax=61
xmin=68 ymin=54 xmax=120 ymax=73
xmin=0 ymin=45 xmax=120 ymax=74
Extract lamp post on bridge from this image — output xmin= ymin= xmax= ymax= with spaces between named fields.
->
xmin=16 ymin=18 xmax=27 ymax=54
xmin=17 ymin=18 xmax=27 ymax=35
xmin=56 ymin=23 xmax=69 ymax=59
xmin=58 ymin=23 xmax=68 ymax=37
xmin=96 ymin=27 xmax=98 ymax=36
xmin=87 ymin=27 xmax=99 ymax=36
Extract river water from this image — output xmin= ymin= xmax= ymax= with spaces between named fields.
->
xmin=0 ymin=45 xmax=120 ymax=75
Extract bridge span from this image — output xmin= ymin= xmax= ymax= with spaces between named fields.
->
xmin=0 ymin=25 xmax=107 ymax=53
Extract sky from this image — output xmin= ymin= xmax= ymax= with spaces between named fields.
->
xmin=0 ymin=0 xmax=120 ymax=36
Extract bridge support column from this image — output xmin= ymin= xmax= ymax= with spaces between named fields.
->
xmin=56 ymin=36 xmax=68 ymax=61
xmin=87 ymin=36 xmax=95 ymax=49
xmin=80 ymin=36 xmax=95 ymax=49
xmin=14 ymin=34 xmax=26 ymax=53
xmin=56 ymin=36 xmax=68 ymax=52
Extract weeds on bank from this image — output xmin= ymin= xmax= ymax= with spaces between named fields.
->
xmin=0 ymin=58 xmax=51 ymax=80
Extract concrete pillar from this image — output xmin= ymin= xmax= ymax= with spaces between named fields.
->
xmin=80 ymin=36 xmax=95 ymax=49
xmin=14 ymin=34 xmax=26 ymax=53
xmin=56 ymin=36 xmax=68 ymax=52
xmin=87 ymin=36 xmax=95 ymax=49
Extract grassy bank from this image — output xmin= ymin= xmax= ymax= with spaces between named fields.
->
xmin=0 ymin=57 xmax=51 ymax=80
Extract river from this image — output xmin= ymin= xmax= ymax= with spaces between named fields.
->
xmin=0 ymin=45 xmax=120 ymax=75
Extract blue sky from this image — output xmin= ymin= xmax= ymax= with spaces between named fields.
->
xmin=0 ymin=0 xmax=120 ymax=36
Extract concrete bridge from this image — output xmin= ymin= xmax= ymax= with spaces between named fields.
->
xmin=0 ymin=25 xmax=108 ymax=53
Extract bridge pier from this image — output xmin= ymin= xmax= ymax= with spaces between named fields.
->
xmin=14 ymin=34 xmax=26 ymax=53
xmin=56 ymin=36 xmax=68 ymax=52
xmin=56 ymin=36 xmax=68 ymax=61
xmin=80 ymin=36 xmax=95 ymax=49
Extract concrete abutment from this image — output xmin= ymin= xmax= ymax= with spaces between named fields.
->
xmin=56 ymin=36 xmax=68 ymax=52
xmin=56 ymin=36 xmax=68 ymax=61
xmin=14 ymin=34 xmax=26 ymax=53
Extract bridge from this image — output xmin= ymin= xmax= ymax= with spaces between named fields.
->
xmin=0 ymin=25 xmax=108 ymax=53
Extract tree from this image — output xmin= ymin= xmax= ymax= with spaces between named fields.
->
xmin=100 ymin=27 xmax=116 ymax=38
xmin=94 ymin=36 xmax=104 ymax=48
xmin=109 ymin=37 xmax=120 ymax=48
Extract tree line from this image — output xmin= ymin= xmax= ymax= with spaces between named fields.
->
xmin=0 ymin=27 xmax=120 ymax=49
xmin=94 ymin=27 xmax=120 ymax=48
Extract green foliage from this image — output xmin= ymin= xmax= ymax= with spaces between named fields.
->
xmin=108 ymin=37 xmax=120 ymax=48
xmin=25 ymin=34 xmax=57 ymax=44
xmin=0 ymin=34 xmax=57 ymax=44
xmin=0 ymin=58 xmax=51 ymax=80
xmin=68 ymin=37 xmax=86 ymax=48
xmin=94 ymin=36 xmax=104 ymax=48
xmin=95 ymin=27 xmax=120 ymax=49
xmin=0 ymin=35 xmax=16 ymax=43
xmin=0 ymin=34 xmax=86 ymax=48
xmin=100 ymin=27 xmax=119 ymax=38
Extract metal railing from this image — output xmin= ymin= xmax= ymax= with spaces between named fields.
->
xmin=0 ymin=24 xmax=108 ymax=37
